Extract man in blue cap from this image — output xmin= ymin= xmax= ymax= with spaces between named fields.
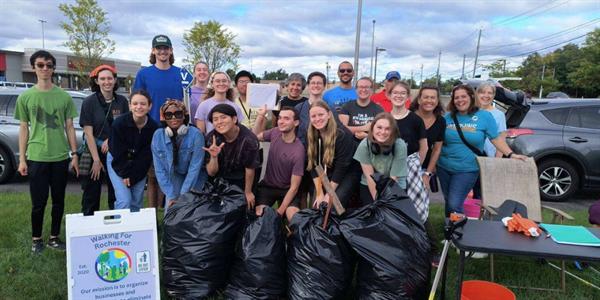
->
xmin=133 ymin=34 xmax=184 ymax=210
xmin=371 ymin=71 xmax=411 ymax=112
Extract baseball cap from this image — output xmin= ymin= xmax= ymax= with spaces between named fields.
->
xmin=152 ymin=35 xmax=172 ymax=48
xmin=385 ymin=71 xmax=401 ymax=81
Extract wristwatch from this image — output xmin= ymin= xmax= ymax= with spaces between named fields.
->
xmin=70 ymin=150 xmax=78 ymax=157
xmin=423 ymin=171 xmax=433 ymax=177
xmin=506 ymin=152 xmax=514 ymax=158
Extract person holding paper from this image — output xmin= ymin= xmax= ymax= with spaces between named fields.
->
xmin=253 ymin=106 xmax=305 ymax=221
xmin=195 ymin=71 xmax=245 ymax=134
xmin=203 ymin=104 xmax=260 ymax=209
xmin=323 ymin=61 xmax=357 ymax=112
xmin=279 ymin=73 xmax=308 ymax=108
xmin=234 ymin=70 xmax=259 ymax=129
xmin=306 ymin=100 xmax=360 ymax=209
xmin=339 ymin=77 xmax=384 ymax=141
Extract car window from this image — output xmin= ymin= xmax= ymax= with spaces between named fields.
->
xmin=566 ymin=106 xmax=600 ymax=130
xmin=6 ymin=95 xmax=17 ymax=116
xmin=0 ymin=94 xmax=12 ymax=116
xmin=541 ymin=108 xmax=569 ymax=125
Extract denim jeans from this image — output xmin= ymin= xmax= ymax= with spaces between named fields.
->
xmin=107 ymin=153 xmax=146 ymax=212
xmin=437 ymin=166 xmax=479 ymax=216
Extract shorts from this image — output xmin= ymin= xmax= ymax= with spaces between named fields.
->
xmin=256 ymin=181 xmax=300 ymax=208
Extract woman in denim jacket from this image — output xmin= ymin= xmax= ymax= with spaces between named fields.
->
xmin=152 ymin=100 xmax=207 ymax=215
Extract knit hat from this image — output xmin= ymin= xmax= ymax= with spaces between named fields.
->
xmin=208 ymin=103 xmax=238 ymax=124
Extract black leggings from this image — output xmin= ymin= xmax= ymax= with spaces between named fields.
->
xmin=29 ymin=160 xmax=69 ymax=238
xmin=81 ymin=151 xmax=115 ymax=216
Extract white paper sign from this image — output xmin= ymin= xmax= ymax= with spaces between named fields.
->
xmin=66 ymin=209 xmax=160 ymax=300
xmin=247 ymin=83 xmax=279 ymax=109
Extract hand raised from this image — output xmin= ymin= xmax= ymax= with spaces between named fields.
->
xmin=202 ymin=135 xmax=225 ymax=158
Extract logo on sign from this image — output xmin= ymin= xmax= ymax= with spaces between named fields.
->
xmin=180 ymin=68 xmax=193 ymax=89
xmin=136 ymin=251 xmax=151 ymax=273
xmin=95 ymin=248 xmax=132 ymax=282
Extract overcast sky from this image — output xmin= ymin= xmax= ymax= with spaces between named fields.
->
xmin=1 ymin=0 xmax=599 ymax=82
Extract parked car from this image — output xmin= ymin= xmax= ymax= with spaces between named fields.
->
xmin=503 ymin=98 xmax=600 ymax=201
xmin=0 ymin=87 xmax=87 ymax=183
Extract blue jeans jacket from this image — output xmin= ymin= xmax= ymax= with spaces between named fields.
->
xmin=151 ymin=126 xmax=207 ymax=202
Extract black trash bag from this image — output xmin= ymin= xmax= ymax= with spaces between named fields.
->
xmin=162 ymin=178 xmax=247 ymax=299
xmin=224 ymin=206 xmax=287 ymax=299
xmin=340 ymin=175 xmax=431 ymax=300
xmin=287 ymin=206 xmax=354 ymax=300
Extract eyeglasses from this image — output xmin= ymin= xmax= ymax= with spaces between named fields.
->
xmin=338 ymin=68 xmax=353 ymax=74
xmin=35 ymin=63 xmax=54 ymax=69
xmin=213 ymin=79 xmax=229 ymax=84
xmin=237 ymin=79 xmax=251 ymax=85
xmin=164 ymin=111 xmax=184 ymax=120
xmin=309 ymin=81 xmax=324 ymax=86
xmin=357 ymin=85 xmax=372 ymax=90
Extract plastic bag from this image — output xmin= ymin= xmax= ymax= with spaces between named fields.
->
xmin=224 ymin=206 xmax=287 ymax=299
xmin=162 ymin=178 xmax=247 ymax=299
xmin=340 ymin=176 xmax=431 ymax=299
xmin=287 ymin=206 xmax=354 ymax=300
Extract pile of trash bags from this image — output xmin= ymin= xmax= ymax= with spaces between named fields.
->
xmin=162 ymin=175 xmax=430 ymax=299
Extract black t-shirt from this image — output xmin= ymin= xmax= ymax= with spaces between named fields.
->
xmin=422 ymin=115 xmax=446 ymax=168
xmin=79 ymin=92 xmax=129 ymax=141
xmin=340 ymin=100 xmax=384 ymax=127
xmin=279 ymin=96 xmax=308 ymax=109
xmin=205 ymin=125 xmax=260 ymax=188
xmin=395 ymin=111 xmax=427 ymax=155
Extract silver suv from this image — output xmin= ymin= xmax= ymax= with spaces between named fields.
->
xmin=0 ymin=87 xmax=87 ymax=183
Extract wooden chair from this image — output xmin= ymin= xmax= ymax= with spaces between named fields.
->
xmin=476 ymin=156 xmax=574 ymax=291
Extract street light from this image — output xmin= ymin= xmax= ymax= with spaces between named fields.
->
xmin=38 ymin=19 xmax=47 ymax=49
xmin=373 ymin=47 xmax=386 ymax=84
xmin=370 ymin=20 xmax=375 ymax=78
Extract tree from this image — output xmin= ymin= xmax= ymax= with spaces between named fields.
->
xmin=262 ymin=69 xmax=289 ymax=81
xmin=59 ymin=0 xmax=115 ymax=82
xmin=183 ymin=20 xmax=241 ymax=72
xmin=568 ymin=29 xmax=600 ymax=97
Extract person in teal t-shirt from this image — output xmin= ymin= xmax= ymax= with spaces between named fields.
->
xmin=437 ymin=85 xmax=526 ymax=216
xmin=353 ymin=113 xmax=407 ymax=206
xmin=14 ymin=50 xmax=79 ymax=254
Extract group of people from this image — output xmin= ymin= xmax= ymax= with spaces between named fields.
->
xmin=17 ymin=34 xmax=527 ymax=257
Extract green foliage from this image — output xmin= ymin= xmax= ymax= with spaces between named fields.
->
xmin=58 ymin=0 xmax=115 ymax=83
xmin=183 ymin=20 xmax=241 ymax=72
xmin=568 ymin=30 xmax=600 ymax=97
xmin=262 ymin=68 xmax=289 ymax=81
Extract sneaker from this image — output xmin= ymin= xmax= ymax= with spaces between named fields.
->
xmin=47 ymin=237 xmax=66 ymax=251
xmin=31 ymin=239 xmax=44 ymax=254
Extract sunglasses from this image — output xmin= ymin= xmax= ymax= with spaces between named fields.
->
xmin=164 ymin=111 xmax=184 ymax=120
xmin=35 ymin=63 xmax=54 ymax=69
xmin=339 ymin=68 xmax=353 ymax=74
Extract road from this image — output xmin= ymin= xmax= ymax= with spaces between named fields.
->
xmin=1 ymin=174 xmax=597 ymax=212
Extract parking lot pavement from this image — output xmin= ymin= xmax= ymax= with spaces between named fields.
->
xmin=1 ymin=175 xmax=596 ymax=212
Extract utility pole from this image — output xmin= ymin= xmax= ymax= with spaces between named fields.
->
xmin=539 ymin=63 xmax=546 ymax=98
xmin=410 ymin=70 xmax=414 ymax=88
xmin=436 ymin=50 xmax=442 ymax=87
xmin=374 ymin=47 xmax=386 ymax=84
xmin=461 ymin=54 xmax=466 ymax=79
xmin=353 ymin=0 xmax=363 ymax=84
xmin=472 ymin=28 xmax=482 ymax=78
xmin=39 ymin=19 xmax=47 ymax=49
xmin=502 ymin=59 xmax=507 ymax=74
xmin=370 ymin=19 xmax=376 ymax=79
xmin=420 ymin=64 xmax=423 ymax=87
xmin=326 ymin=62 xmax=331 ymax=86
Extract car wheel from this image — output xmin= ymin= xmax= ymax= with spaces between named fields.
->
xmin=537 ymin=159 xmax=580 ymax=202
xmin=0 ymin=146 xmax=15 ymax=184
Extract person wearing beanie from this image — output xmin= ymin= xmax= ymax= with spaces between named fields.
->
xmin=79 ymin=64 xmax=129 ymax=216
xmin=151 ymin=100 xmax=207 ymax=216
xmin=234 ymin=70 xmax=259 ymax=129
xmin=203 ymin=104 xmax=260 ymax=209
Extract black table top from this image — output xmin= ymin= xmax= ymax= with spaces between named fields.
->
xmin=452 ymin=219 xmax=600 ymax=262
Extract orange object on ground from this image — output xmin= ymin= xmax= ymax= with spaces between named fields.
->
xmin=461 ymin=280 xmax=516 ymax=300
xmin=506 ymin=213 xmax=541 ymax=237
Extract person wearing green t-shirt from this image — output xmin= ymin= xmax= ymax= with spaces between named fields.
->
xmin=14 ymin=50 xmax=79 ymax=254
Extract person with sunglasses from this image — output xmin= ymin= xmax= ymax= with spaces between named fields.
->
xmin=15 ymin=50 xmax=79 ymax=254
xmin=353 ymin=113 xmax=407 ymax=206
xmin=323 ymin=61 xmax=358 ymax=112
xmin=151 ymin=100 xmax=206 ymax=215
xmin=133 ymin=34 xmax=184 ymax=212
xmin=79 ymin=64 xmax=129 ymax=216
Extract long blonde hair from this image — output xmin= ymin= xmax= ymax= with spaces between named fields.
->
xmin=306 ymin=101 xmax=337 ymax=171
